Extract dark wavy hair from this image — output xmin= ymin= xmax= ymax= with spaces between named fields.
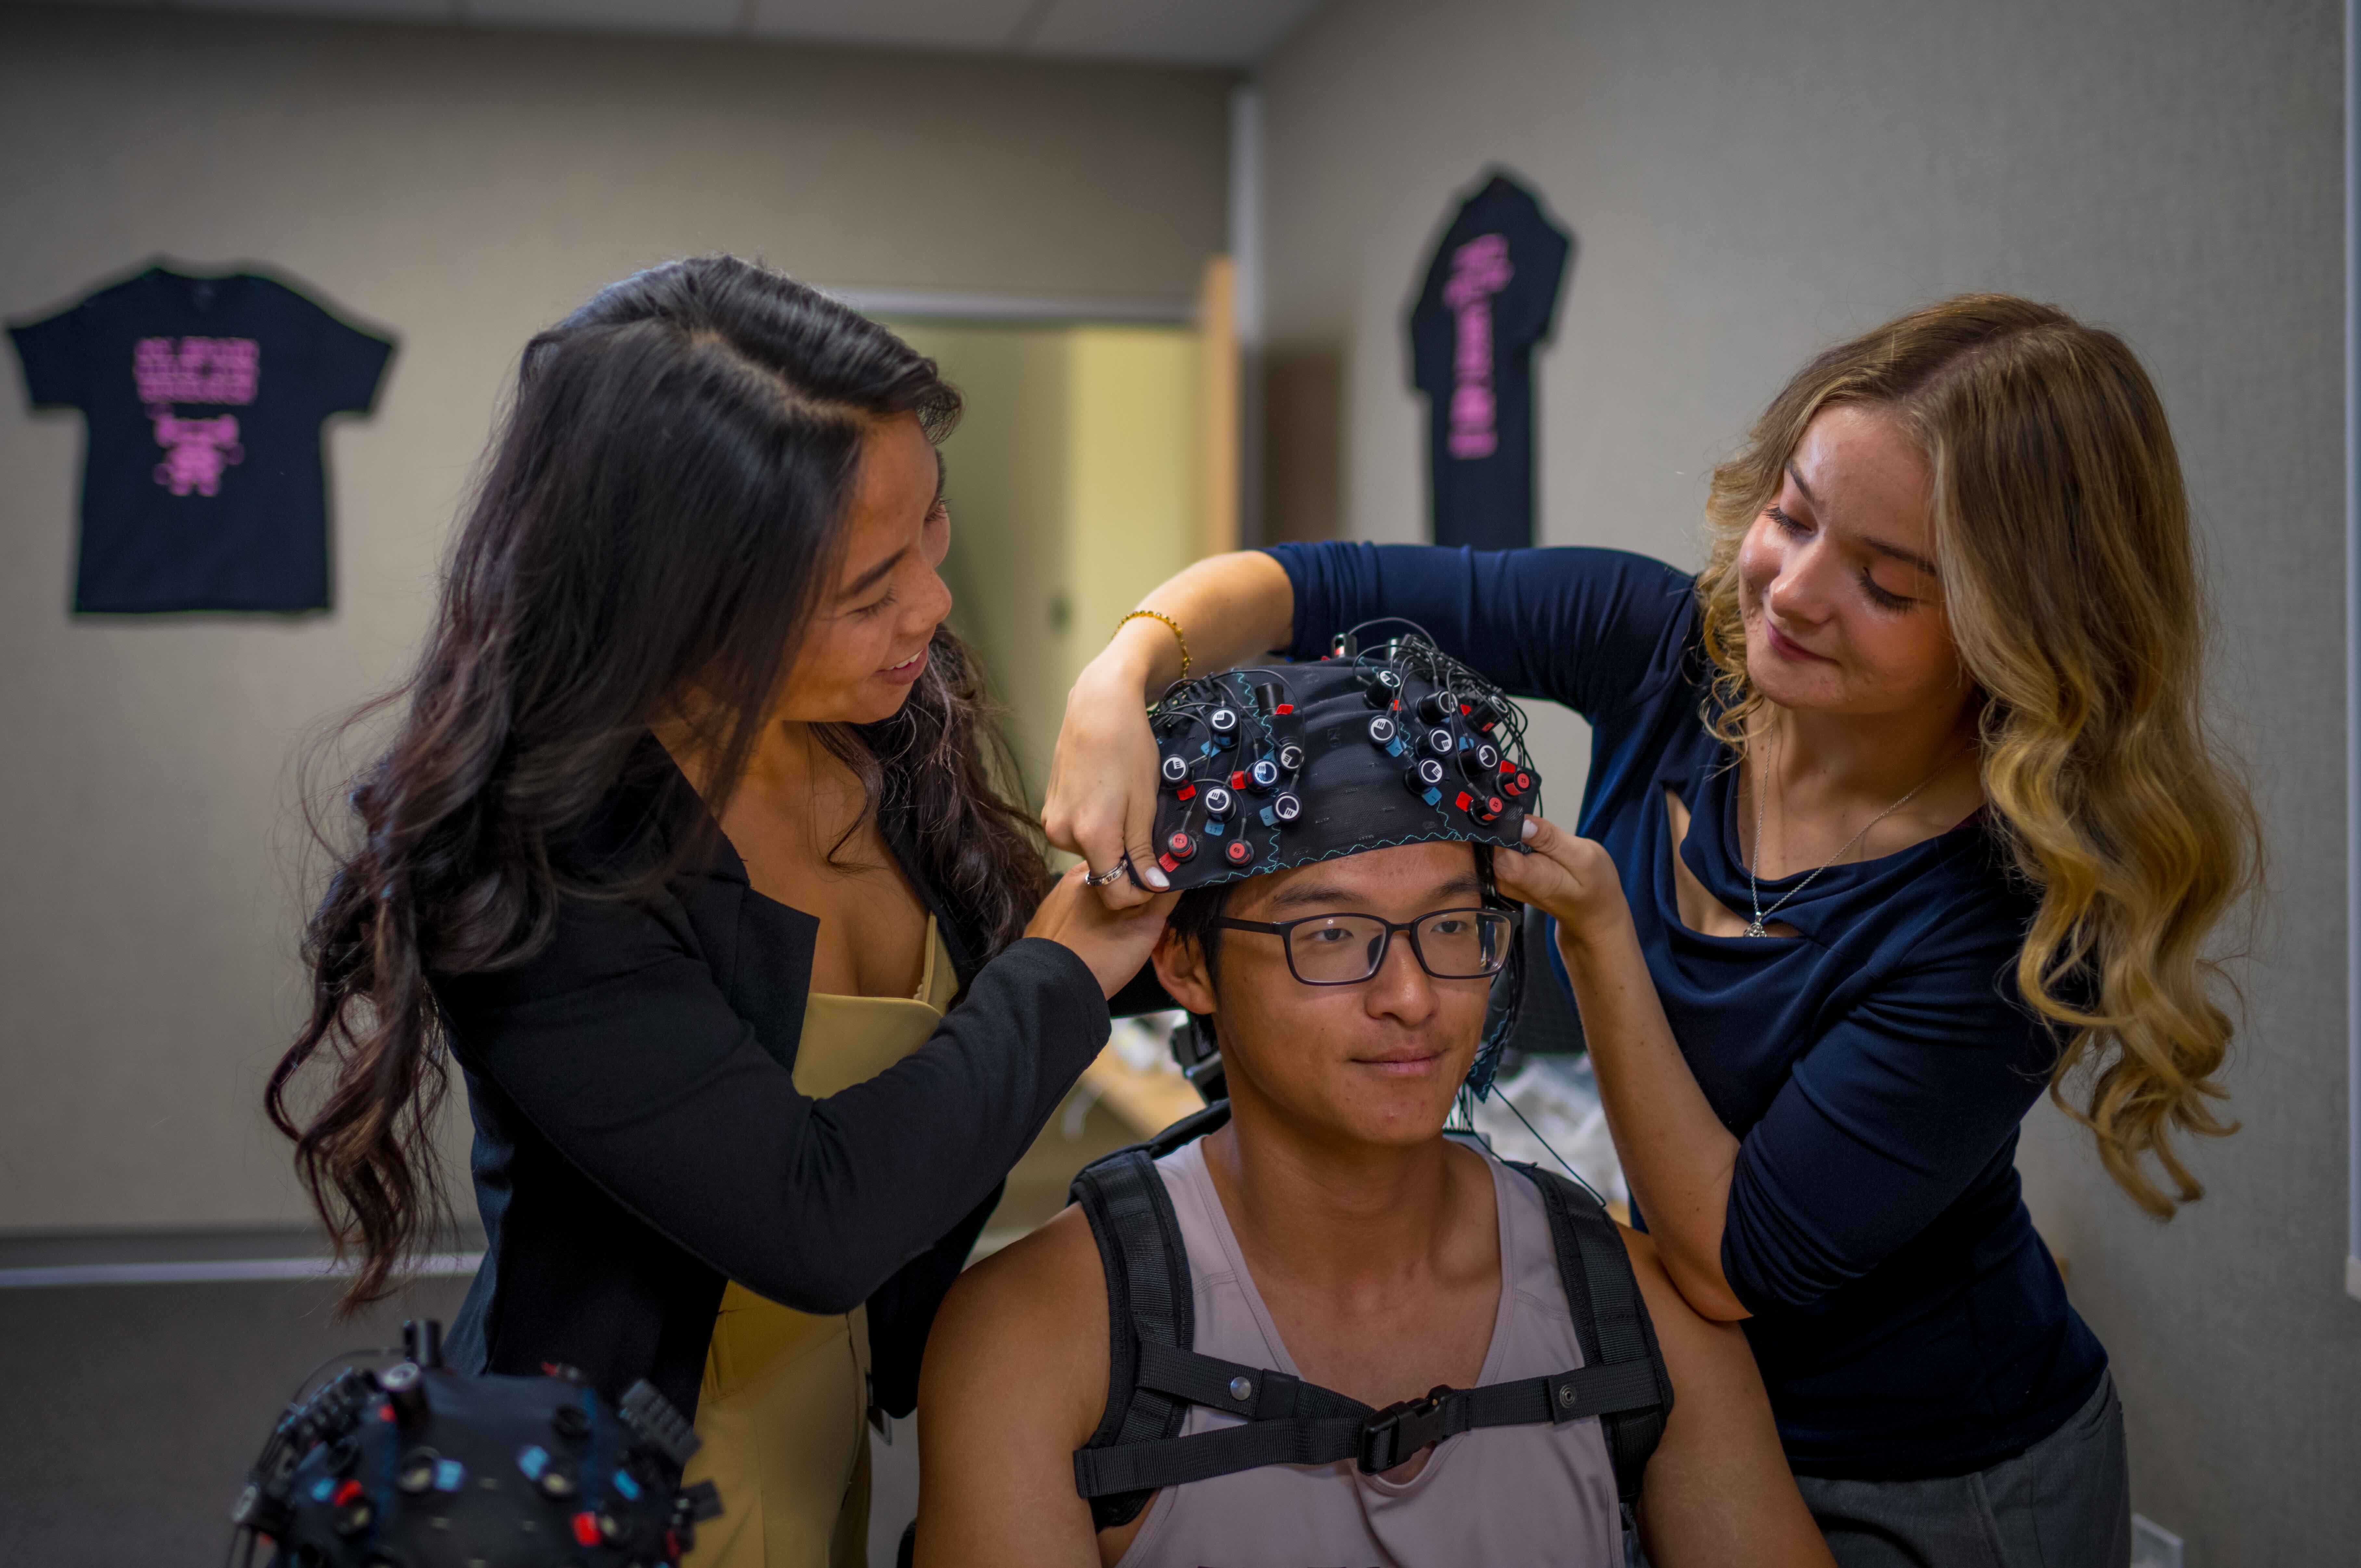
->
xmin=269 ymin=257 xmax=1050 ymax=1307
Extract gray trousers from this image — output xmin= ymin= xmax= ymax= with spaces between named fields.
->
xmin=1794 ymin=1373 xmax=2132 ymax=1568
xmin=1624 ymin=1373 xmax=2131 ymax=1568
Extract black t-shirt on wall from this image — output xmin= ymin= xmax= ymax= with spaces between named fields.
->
xmin=1407 ymin=173 xmax=1572 ymax=552
xmin=7 ymin=264 xmax=395 ymax=613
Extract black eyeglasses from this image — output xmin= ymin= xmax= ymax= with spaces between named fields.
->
xmin=1211 ymin=906 xmax=1518 ymax=986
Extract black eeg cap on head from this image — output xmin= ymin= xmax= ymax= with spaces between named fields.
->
xmin=1143 ymin=625 xmax=1544 ymax=1097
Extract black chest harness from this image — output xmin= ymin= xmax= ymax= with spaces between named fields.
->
xmin=1067 ymin=1105 xmax=1674 ymax=1529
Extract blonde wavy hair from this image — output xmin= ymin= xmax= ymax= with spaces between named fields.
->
xmin=1696 ymin=294 xmax=2260 ymax=1217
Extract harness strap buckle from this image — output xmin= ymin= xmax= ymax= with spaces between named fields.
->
xmin=1357 ymin=1384 xmax=1454 ymax=1473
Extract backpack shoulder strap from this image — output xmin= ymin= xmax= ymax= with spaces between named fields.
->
xmin=1066 ymin=1130 xmax=1668 ymax=1516
xmin=1509 ymin=1162 xmax=1674 ymax=1503
xmin=1068 ymin=1137 xmax=1199 ymax=1530
xmin=1140 ymin=1098 xmax=1230 ymax=1158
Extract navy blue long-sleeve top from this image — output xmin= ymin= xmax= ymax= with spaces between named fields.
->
xmin=1269 ymin=541 xmax=2106 ymax=1479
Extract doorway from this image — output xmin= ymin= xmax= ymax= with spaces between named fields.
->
xmin=884 ymin=306 xmax=1228 ymax=803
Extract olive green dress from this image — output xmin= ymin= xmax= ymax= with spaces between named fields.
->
xmin=682 ymin=917 xmax=959 ymax=1568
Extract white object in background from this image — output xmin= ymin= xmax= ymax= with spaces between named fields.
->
xmin=1069 ymin=1010 xmax=1192 ymax=1138
xmin=2132 ymin=1514 xmax=2185 ymax=1568
xmin=1107 ymin=1011 xmax=1187 ymax=1076
xmin=1472 ymin=1056 xmax=1628 ymax=1209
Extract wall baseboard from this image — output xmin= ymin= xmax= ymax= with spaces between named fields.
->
xmin=0 ymin=1224 xmax=485 ymax=1289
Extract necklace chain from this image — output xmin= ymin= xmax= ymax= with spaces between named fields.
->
xmin=1744 ymin=739 xmax=1952 ymax=938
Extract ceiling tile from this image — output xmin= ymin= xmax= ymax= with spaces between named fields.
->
xmin=1023 ymin=0 xmax=1324 ymax=64
xmin=744 ymin=0 xmax=1039 ymax=53
xmin=29 ymin=0 xmax=1320 ymax=62
xmin=462 ymin=0 xmax=741 ymax=35
xmin=172 ymin=0 xmax=459 ymax=17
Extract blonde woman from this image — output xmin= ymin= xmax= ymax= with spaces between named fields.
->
xmin=1044 ymin=296 xmax=2257 ymax=1565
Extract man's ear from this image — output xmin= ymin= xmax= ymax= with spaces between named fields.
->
xmin=1152 ymin=925 xmax=1218 ymax=1016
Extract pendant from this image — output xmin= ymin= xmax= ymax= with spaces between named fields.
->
xmin=1743 ymin=919 xmax=1768 ymax=938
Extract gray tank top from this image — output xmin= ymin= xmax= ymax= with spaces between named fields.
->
xmin=1112 ymin=1138 xmax=1623 ymax=1568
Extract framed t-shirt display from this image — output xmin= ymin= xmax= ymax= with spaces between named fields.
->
xmin=7 ymin=263 xmax=395 ymax=613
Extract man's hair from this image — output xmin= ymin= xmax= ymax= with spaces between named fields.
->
xmin=1165 ymin=881 xmax=1232 ymax=992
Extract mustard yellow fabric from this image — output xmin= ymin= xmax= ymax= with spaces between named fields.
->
xmin=682 ymin=917 xmax=958 ymax=1568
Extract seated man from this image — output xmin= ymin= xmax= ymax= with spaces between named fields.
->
xmin=917 ymin=644 xmax=1829 ymax=1568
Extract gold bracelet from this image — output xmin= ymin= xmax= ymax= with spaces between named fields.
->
xmin=1115 ymin=609 xmax=1190 ymax=681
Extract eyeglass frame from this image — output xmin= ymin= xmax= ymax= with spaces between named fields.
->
xmin=1208 ymin=904 xmax=1521 ymax=986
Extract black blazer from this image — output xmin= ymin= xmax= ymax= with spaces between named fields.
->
xmin=433 ymin=748 xmax=1124 ymax=1428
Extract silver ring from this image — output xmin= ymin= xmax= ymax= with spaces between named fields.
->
xmin=1083 ymin=860 xmax=1128 ymax=888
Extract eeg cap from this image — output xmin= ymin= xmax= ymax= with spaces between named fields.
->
xmin=1145 ymin=628 xmax=1544 ymax=890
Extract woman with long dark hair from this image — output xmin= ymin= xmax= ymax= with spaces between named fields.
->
xmin=270 ymin=256 xmax=1171 ymax=1566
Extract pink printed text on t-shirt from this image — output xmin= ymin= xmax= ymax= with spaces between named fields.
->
xmin=134 ymin=336 xmax=259 ymax=406
xmin=1442 ymin=235 xmax=1513 ymax=460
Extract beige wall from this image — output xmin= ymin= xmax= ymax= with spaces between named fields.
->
xmin=0 ymin=5 xmax=1229 ymax=1234
xmin=1255 ymin=0 xmax=2350 ymax=1558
